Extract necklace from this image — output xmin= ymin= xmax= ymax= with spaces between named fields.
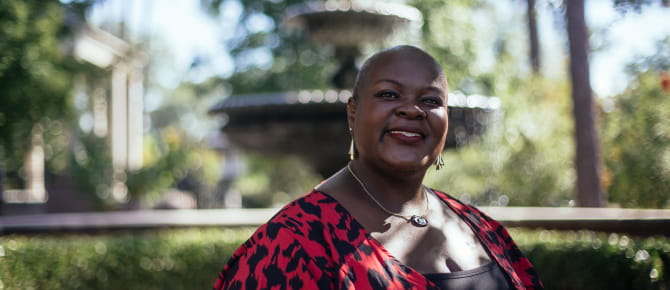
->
xmin=346 ymin=164 xmax=430 ymax=227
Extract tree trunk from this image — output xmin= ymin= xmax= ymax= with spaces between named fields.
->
xmin=566 ymin=0 xmax=605 ymax=207
xmin=527 ymin=0 xmax=541 ymax=73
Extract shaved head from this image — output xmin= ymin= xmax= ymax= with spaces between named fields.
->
xmin=352 ymin=45 xmax=447 ymax=99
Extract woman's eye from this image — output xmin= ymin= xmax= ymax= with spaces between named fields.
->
xmin=423 ymin=97 xmax=443 ymax=106
xmin=375 ymin=91 xmax=399 ymax=99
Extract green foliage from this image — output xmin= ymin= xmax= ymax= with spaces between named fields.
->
xmin=492 ymin=77 xmax=575 ymax=206
xmin=70 ymin=133 xmax=114 ymax=210
xmin=201 ymin=0 xmax=336 ymax=93
xmin=68 ymin=124 xmax=224 ymax=209
xmin=125 ymin=127 xmax=224 ymax=208
xmin=0 ymin=0 xmax=76 ymax=171
xmin=426 ymin=77 xmax=575 ymax=206
xmin=601 ymin=38 xmax=670 ymax=208
xmin=125 ymin=129 xmax=189 ymax=203
xmin=139 ymin=74 xmax=235 ymax=208
xmin=410 ymin=0 xmax=487 ymax=94
xmin=0 ymin=228 xmax=256 ymax=290
xmin=511 ymin=229 xmax=670 ymax=289
xmin=1 ymin=228 xmax=669 ymax=289
xmin=234 ymin=153 xmax=322 ymax=208
xmin=0 ymin=0 xmax=101 ymax=194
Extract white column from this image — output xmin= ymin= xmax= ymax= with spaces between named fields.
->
xmin=93 ymin=87 xmax=108 ymax=137
xmin=110 ymin=64 xmax=128 ymax=202
xmin=25 ymin=124 xmax=46 ymax=202
xmin=127 ymin=65 xmax=144 ymax=171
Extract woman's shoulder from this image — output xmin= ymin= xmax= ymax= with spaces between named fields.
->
xmin=430 ymin=188 xmax=495 ymax=222
xmin=215 ymin=191 xmax=347 ymax=289
xmin=251 ymin=190 xmax=364 ymax=242
xmin=232 ymin=190 xmax=368 ymax=266
xmin=227 ymin=191 xmax=340 ymax=258
xmin=267 ymin=190 xmax=341 ymax=227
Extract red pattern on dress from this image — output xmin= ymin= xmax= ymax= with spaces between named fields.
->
xmin=214 ymin=190 xmax=543 ymax=289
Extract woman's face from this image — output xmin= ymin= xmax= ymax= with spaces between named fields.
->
xmin=348 ymin=51 xmax=449 ymax=172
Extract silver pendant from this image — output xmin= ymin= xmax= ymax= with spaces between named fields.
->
xmin=410 ymin=215 xmax=428 ymax=227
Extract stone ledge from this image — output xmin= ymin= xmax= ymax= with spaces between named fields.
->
xmin=1 ymin=207 xmax=669 ymax=236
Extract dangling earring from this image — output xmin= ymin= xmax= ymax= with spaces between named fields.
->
xmin=348 ymin=128 xmax=356 ymax=160
xmin=434 ymin=154 xmax=444 ymax=170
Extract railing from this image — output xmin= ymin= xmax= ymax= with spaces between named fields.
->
xmin=1 ymin=207 xmax=669 ymax=236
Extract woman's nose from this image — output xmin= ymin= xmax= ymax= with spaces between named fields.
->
xmin=395 ymin=102 xmax=426 ymax=119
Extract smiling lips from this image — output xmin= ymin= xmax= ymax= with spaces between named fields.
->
xmin=387 ymin=130 xmax=424 ymax=142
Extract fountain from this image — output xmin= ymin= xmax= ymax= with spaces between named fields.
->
xmin=208 ymin=1 xmax=499 ymax=178
xmin=283 ymin=1 xmax=423 ymax=89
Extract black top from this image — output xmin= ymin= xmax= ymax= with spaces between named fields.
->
xmin=423 ymin=262 xmax=512 ymax=290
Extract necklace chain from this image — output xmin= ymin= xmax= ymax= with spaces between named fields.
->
xmin=346 ymin=164 xmax=429 ymax=225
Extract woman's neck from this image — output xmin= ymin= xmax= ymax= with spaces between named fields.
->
xmin=347 ymin=160 xmax=427 ymax=208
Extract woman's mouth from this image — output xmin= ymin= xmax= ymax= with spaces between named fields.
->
xmin=387 ymin=129 xmax=424 ymax=143
xmin=389 ymin=130 xmax=421 ymax=137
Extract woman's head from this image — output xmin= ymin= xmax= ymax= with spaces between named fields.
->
xmin=347 ymin=45 xmax=449 ymax=172
xmin=352 ymin=46 xmax=447 ymax=100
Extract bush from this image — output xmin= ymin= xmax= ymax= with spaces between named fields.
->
xmin=0 ymin=228 xmax=668 ymax=289
xmin=0 ymin=228 xmax=255 ymax=290
xmin=511 ymin=229 xmax=670 ymax=290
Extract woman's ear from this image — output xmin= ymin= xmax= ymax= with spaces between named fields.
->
xmin=347 ymin=97 xmax=357 ymax=129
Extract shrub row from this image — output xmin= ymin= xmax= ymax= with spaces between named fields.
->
xmin=510 ymin=229 xmax=669 ymax=289
xmin=0 ymin=228 xmax=668 ymax=289
xmin=0 ymin=228 xmax=256 ymax=290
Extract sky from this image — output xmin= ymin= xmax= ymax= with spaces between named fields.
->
xmin=86 ymin=0 xmax=670 ymax=98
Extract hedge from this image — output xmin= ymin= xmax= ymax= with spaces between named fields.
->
xmin=0 ymin=228 xmax=668 ymax=289
xmin=509 ymin=229 xmax=669 ymax=290
xmin=0 ymin=228 xmax=256 ymax=290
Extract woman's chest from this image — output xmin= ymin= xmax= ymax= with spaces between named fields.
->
xmin=369 ymin=207 xmax=492 ymax=274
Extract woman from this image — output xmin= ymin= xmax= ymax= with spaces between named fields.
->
xmin=213 ymin=45 xmax=543 ymax=289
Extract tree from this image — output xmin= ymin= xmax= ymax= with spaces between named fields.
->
xmin=564 ymin=0 xmax=668 ymax=207
xmin=526 ymin=0 xmax=541 ymax=73
xmin=565 ymin=0 xmax=605 ymax=207
xmin=0 ymin=1 xmax=92 ymax=197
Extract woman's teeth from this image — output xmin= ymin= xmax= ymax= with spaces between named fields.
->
xmin=390 ymin=130 xmax=421 ymax=137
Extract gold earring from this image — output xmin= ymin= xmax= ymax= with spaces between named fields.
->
xmin=348 ymin=128 xmax=356 ymax=160
xmin=435 ymin=154 xmax=444 ymax=170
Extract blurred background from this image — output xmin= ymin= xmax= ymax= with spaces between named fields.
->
xmin=1 ymin=0 xmax=669 ymax=288
xmin=1 ymin=0 xmax=669 ymax=213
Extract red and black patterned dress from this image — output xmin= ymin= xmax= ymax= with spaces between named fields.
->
xmin=213 ymin=189 xmax=543 ymax=289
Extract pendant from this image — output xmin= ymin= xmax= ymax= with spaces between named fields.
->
xmin=410 ymin=215 xmax=428 ymax=227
